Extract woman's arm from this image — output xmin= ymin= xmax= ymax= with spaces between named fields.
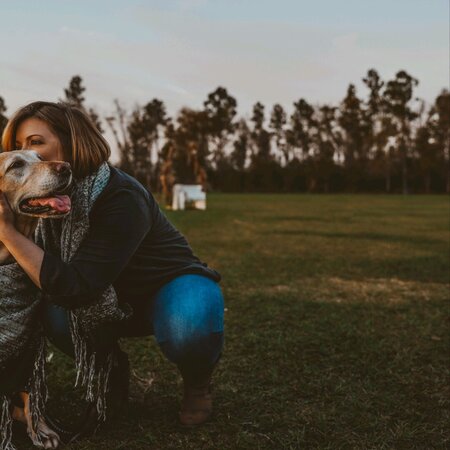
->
xmin=0 ymin=188 xmax=152 ymax=309
xmin=0 ymin=191 xmax=44 ymax=287
xmin=1 ymin=227 xmax=44 ymax=288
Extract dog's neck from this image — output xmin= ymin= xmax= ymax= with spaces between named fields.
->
xmin=0 ymin=215 xmax=38 ymax=265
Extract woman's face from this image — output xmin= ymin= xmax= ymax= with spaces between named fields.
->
xmin=15 ymin=117 xmax=66 ymax=161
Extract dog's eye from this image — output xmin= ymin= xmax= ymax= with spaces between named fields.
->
xmin=7 ymin=160 xmax=25 ymax=171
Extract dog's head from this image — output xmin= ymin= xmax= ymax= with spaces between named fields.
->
xmin=0 ymin=150 xmax=72 ymax=218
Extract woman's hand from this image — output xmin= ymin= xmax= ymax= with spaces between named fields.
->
xmin=0 ymin=190 xmax=16 ymax=240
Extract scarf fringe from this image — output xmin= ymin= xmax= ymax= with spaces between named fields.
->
xmin=28 ymin=338 xmax=48 ymax=448
xmin=69 ymin=312 xmax=114 ymax=422
xmin=0 ymin=397 xmax=14 ymax=450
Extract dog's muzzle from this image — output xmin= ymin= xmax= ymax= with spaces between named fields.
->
xmin=19 ymin=163 xmax=73 ymax=217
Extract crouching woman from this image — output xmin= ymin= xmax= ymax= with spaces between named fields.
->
xmin=0 ymin=101 xmax=225 ymax=438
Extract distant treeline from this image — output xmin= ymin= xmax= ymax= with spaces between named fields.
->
xmin=1 ymin=69 xmax=449 ymax=194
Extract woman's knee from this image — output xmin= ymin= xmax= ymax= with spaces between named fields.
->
xmin=151 ymin=275 xmax=225 ymax=364
xmin=159 ymin=329 xmax=224 ymax=367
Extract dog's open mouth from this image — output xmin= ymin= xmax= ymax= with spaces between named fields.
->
xmin=19 ymin=194 xmax=72 ymax=216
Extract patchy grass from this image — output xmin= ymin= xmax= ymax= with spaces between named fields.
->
xmin=16 ymin=195 xmax=449 ymax=449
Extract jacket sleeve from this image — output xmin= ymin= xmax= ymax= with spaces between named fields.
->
xmin=39 ymin=188 xmax=152 ymax=309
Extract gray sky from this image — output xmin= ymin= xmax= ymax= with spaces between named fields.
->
xmin=1 ymin=0 xmax=448 ymax=161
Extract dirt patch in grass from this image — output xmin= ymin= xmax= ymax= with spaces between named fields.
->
xmin=234 ymin=277 xmax=448 ymax=305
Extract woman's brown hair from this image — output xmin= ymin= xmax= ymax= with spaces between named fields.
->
xmin=1 ymin=101 xmax=110 ymax=178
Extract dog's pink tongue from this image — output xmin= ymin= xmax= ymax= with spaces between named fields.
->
xmin=28 ymin=195 xmax=71 ymax=212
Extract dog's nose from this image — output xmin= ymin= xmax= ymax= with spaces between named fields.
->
xmin=54 ymin=162 xmax=71 ymax=174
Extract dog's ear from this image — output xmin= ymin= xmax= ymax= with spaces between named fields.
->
xmin=0 ymin=155 xmax=6 ymax=176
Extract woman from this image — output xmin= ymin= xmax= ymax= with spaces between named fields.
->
xmin=0 ymin=101 xmax=225 ymax=432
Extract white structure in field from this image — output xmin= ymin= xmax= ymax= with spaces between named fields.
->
xmin=172 ymin=184 xmax=206 ymax=210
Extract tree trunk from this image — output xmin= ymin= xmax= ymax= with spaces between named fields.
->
xmin=425 ymin=172 xmax=431 ymax=194
xmin=447 ymin=159 xmax=450 ymax=194
xmin=402 ymin=156 xmax=408 ymax=195
xmin=385 ymin=151 xmax=391 ymax=193
xmin=401 ymin=125 xmax=410 ymax=195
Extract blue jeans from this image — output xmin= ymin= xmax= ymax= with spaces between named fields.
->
xmin=42 ymin=274 xmax=225 ymax=383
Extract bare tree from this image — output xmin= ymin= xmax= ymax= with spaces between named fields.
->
xmin=105 ymin=99 xmax=132 ymax=173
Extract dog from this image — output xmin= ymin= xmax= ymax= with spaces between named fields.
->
xmin=0 ymin=149 xmax=72 ymax=449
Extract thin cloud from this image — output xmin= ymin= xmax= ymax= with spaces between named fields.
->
xmin=177 ymin=0 xmax=209 ymax=12
xmin=1 ymin=0 xmax=448 ymax=121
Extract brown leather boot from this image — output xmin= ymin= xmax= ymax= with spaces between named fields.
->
xmin=178 ymin=376 xmax=213 ymax=427
xmin=178 ymin=350 xmax=223 ymax=427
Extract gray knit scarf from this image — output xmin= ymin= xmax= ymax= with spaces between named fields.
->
xmin=0 ymin=161 xmax=131 ymax=450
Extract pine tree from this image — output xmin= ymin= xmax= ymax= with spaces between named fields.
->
xmin=203 ymin=87 xmax=237 ymax=166
xmin=269 ymin=104 xmax=288 ymax=165
xmin=426 ymin=89 xmax=450 ymax=192
xmin=230 ymin=119 xmax=250 ymax=171
xmin=383 ymin=70 xmax=419 ymax=194
xmin=287 ymin=98 xmax=317 ymax=162
xmin=338 ymin=84 xmax=370 ymax=190
xmin=62 ymin=75 xmax=104 ymax=132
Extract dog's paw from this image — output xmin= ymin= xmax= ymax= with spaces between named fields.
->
xmin=27 ymin=419 xmax=61 ymax=449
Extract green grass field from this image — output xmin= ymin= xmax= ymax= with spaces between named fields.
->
xmin=18 ymin=194 xmax=449 ymax=449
